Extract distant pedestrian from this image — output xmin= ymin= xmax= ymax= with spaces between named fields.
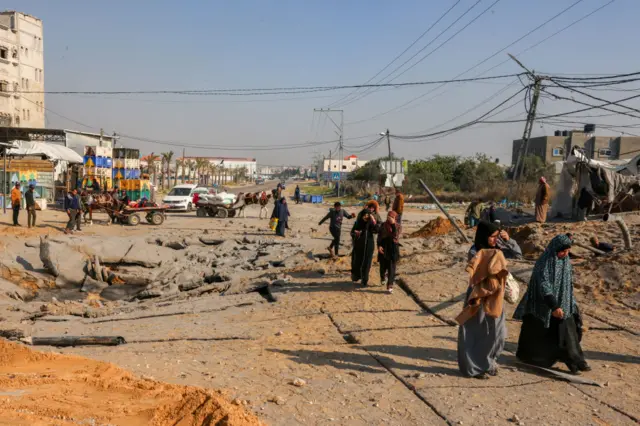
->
xmin=271 ymin=197 xmax=290 ymax=237
xmin=391 ymin=188 xmax=404 ymax=234
xmin=590 ymin=235 xmax=614 ymax=254
xmin=535 ymin=177 xmax=550 ymax=223
xmin=64 ymin=189 xmax=81 ymax=234
xmin=25 ymin=184 xmax=37 ymax=228
xmin=294 ymin=185 xmax=301 ymax=204
xmin=465 ymin=198 xmax=484 ymax=228
xmin=259 ymin=191 xmax=269 ymax=219
xmin=350 ymin=201 xmax=380 ymax=286
xmin=10 ymin=183 xmax=21 ymax=226
xmin=319 ymin=202 xmax=355 ymax=257
xmin=378 ymin=211 xmax=400 ymax=294
xmin=383 ymin=194 xmax=391 ymax=211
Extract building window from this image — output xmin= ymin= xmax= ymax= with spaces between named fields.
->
xmin=552 ymin=147 xmax=564 ymax=157
xmin=599 ymin=148 xmax=612 ymax=157
xmin=21 ymin=78 xmax=24 ymax=88
xmin=0 ymin=47 xmax=7 ymax=59
xmin=23 ymin=109 xmax=26 ymax=120
xmin=27 ymin=109 xmax=30 ymax=120
xmin=25 ymin=79 xmax=29 ymax=90
xmin=11 ymin=47 xmax=17 ymax=59
xmin=24 ymin=48 xmax=28 ymax=57
xmin=13 ymin=82 xmax=18 ymax=92
xmin=0 ymin=80 xmax=8 ymax=92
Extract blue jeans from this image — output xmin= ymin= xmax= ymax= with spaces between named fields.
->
xmin=469 ymin=217 xmax=479 ymax=228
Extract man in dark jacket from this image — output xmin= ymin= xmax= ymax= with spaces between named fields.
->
xmin=25 ymin=184 xmax=37 ymax=228
xmin=319 ymin=202 xmax=355 ymax=257
xmin=64 ymin=189 xmax=81 ymax=234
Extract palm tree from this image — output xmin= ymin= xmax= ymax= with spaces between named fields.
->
xmin=161 ymin=151 xmax=174 ymax=189
xmin=175 ymin=158 xmax=184 ymax=185
xmin=236 ymin=166 xmax=248 ymax=183
xmin=195 ymin=158 xmax=208 ymax=185
xmin=146 ymin=153 xmax=157 ymax=187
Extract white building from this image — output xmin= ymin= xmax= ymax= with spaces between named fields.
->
xmin=176 ymin=156 xmax=257 ymax=184
xmin=322 ymin=154 xmax=368 ymax=173
xmin=0 ymin=11 xmax=45 ymax=128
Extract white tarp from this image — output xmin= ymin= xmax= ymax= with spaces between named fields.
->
xmin=7 ymin=141 xmax=84 ymax=164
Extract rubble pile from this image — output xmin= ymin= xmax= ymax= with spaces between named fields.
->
xmin=0 ymin=339 xmax=264 ymax=425
xmin=409 ymin=216 xmax=464 ymax=238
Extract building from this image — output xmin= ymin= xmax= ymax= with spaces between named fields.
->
xmin=322 ymin=154 xmax=368 ymax=174
xmin=175 ymin=156 xmax=257 ymax=184
xmin=512 ymin=129 xmax=640 ymax=167
xmin=0 ymin=11 xmax=45 ymax=128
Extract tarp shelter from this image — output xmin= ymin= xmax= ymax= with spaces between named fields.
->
xmin=2 ymin=141 xmax=83 ymax=205
xmin=551 ymin=147 xmax=640 ymax=219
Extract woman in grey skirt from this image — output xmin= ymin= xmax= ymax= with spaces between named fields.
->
xmin=457 ymin=221 xmax=509 ymax=379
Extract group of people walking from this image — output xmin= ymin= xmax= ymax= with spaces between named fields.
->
xmin=317 ymin=188 xmax=405 ymax=293
xmin=457 ymin=220 xmax=589 ymax=378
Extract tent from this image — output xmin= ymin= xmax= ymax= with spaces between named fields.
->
xmin=7 ymin=141 xmax=84 ymax=164
xmin=551 ymin=147 xmax=640 ymax=219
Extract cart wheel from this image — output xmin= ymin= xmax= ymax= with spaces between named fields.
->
xmin=151 ymin=212 xmax=165 ymax=225
xmin=196 ymin=208 xmax=206 ymax=217
xmin=127 ymin=213 xmax=141 ymax=226
xmin=228 ymin=210 xmax=237 ymax=218
xmin=217 ymin=208 xmax=229 ymax=218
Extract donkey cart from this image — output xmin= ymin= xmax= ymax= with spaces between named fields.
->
xmin=113 ymin=206 xmax=168 ymax=226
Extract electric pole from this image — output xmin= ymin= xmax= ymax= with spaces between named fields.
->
xmin=509 ymin=54 xmax=544 ymax=183
xmin=385 ymin=129 xmax=391 ymax=160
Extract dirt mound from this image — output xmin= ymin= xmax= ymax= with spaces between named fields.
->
xmin=409 ymin=216 xmax=464 ymax=238
xmin=0 ymin=339 xmax=264 ymax=425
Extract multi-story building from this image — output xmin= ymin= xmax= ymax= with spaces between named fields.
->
xmin=322 ymin=154 xmax=368 ymax=173
xmin=0 ymin=11 xmax=44 ymax=128
xmin=512 ymin=128 xmax=640 ymax=167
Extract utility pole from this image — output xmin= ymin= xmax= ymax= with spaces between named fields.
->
xmin=385 ymin=129 xmax=391 ymax=160
xmin=509 ymin=54 xmax=544 ymax=182
xmin=328 ymin=149 xmax=332 ymax=187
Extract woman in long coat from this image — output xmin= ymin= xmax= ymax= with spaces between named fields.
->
xmin=513 ymin=234 xmax=590 ymax=374
xmin=457 ymin=221 xmax=508 ymax=379
xmin=377 ymin=210 xmax=400 ymax=293
xmin=350 ymin=201 xmax=380 ymax=286
xmin=271 ymin=197 xmax=290 ymax=237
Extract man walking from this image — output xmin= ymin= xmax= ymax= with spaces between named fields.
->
xmin=64 ymin=189 xmax=81 ymax=234
xmin=10 ymin=183 xmax=21 ymax=226
xmin=535 ymin=177 xmax=550 ymax=223
xmin=25 ymin=184 xmax=37 ymax=228
xmin=319 ymin=202 xmax=355 ymax=257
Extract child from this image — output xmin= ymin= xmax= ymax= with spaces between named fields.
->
xmin=378 ymin=211 xmax=400 ymax=293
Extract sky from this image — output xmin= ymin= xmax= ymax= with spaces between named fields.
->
xmin=7 ymin=0 xmax=640 ymax=167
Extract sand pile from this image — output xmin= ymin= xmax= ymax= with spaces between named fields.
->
xmin=0 ymin=339 xmax=264 ymax=426
xmin=410 ymin=216 xmax=464 ymax=238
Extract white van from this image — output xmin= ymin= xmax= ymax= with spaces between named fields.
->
xmin=162 ymin=184 xmax=200 ymax=212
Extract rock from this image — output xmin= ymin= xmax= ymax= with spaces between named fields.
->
xmin=509 ymin=415 xmax=521 ymax=423
xmin=215 ymin=240 xmax=239 ymax=256
xmin=268 ymin=395 xmax=286 ymax=405
xmin=275 ymin=330 xmax=284 ymax=336
xmin=316 ymin=268 xmax=326 ymax=275
xmin=80 ymin=276 xmax=109 ymax=293
xmin=291 ymin=378 xmax=306 ymax=387
xmin=163 ymin=239 xmax=187 ymax=250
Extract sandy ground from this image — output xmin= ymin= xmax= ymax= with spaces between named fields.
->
xmin=0 ymin=189 xmax=638 ymax=426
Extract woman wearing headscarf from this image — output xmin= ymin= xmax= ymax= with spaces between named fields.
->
xmin=271 ymin=197 xmax=290 ymax=237
xmin=377 ymin=210 xmax=400 ymax=294
xmin=457 ymin=221 xmax=509 ymax=379
xmin=350 ymin=200 xmax=380 ymax=286
xmin=513 ymin=234 xmax=589 ymax=374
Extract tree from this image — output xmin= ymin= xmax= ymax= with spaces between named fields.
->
xmin=521 ymin=155 xmax=555 ymax=184
xmin=161 ymin=151 xmax=174 ymax=189
xmin=175 ymin=158 xmax=184 ymax=185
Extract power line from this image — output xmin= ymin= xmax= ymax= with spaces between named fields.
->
xmin=324 ymin=0 xmax=463 ymax=108
xmin=336 ymin=0 xmax=490 ymax=108
xmin=345 ymin=0 xmax=609 ymax=126
xmin=17 ymin=74 xmax=523 ymax=96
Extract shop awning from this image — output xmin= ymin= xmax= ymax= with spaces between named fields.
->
xmin=6 ymin=141 xmax=84 ymax=164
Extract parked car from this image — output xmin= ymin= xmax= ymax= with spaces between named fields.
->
xmin=162 ymin=184 xmax=202 ymax=212
xmin=255 ymin=177 xmax=265 ymax=185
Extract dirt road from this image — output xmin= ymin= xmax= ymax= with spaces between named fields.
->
xmin=0 ymin=195 xmax=638 ymax=425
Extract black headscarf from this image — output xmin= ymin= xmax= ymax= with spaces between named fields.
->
xmin=474 ymin=221 xmax=500 ymax=250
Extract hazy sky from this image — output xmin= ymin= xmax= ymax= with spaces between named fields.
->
xmin=8 ymin=0 xmax=640 ymax=166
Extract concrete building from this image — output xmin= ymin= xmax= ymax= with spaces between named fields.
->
xmin=512 ymin=130 xmax=640 ymax=166
xmin=176 ymin=156 xmax=257 ymax=184
xmin=322 ymin=154 xmax=368 ymax=173
xmin=0 ymin=11 xmax=45 ymax=128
